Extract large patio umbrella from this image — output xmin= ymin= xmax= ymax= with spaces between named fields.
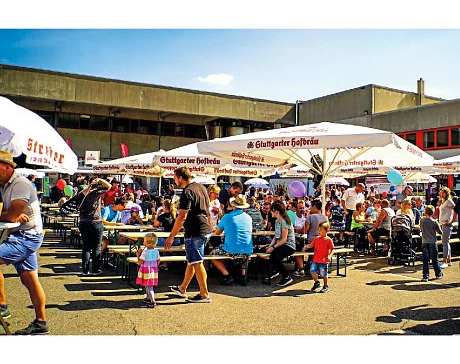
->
xmin=92 ymin=151 xmax=168 ymax=177
xmin=197 ymin=122 xmax=434 ymax=213
xmin=152 ymin=142 xmax=289 ymax=179
xmin=244 ymin=177 xmax=269 ymax=185
xmin=433 ymin=154 xmax=460 ymax=172
xmin=0 ymin=96 xmax=78 ymax=174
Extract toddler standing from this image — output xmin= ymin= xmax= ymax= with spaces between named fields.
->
xmin=303 ymin=221 xmax=335 ymax=293
xmin=136 ymin=233 xmax=160 ymax=307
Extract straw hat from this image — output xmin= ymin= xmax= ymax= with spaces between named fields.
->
xmin=230 ymin=194 xmax=250 ymax=209
xmin=0 ymin=150 xmax=16 ymax=168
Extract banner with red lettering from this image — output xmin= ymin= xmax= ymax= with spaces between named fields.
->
xmin=120 ymin=143 xmax=129 ymax=158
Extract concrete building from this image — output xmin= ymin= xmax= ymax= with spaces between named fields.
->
xmin=297 ymin=79 xmax=460 ymax=190
xmin=0 ymin=64 xmax=295 ymax=165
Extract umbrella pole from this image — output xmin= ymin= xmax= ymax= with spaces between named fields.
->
xmin=321 ymin=149 xmax=327 ymax=215
xmin=158 ymin=176 xmax=162 ymax=196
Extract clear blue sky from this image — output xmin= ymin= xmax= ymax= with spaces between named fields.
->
xmin=1 ymin=29 xmax=460 ymax=103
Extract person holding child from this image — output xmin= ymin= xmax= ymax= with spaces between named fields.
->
xmin=419 ymin=205 xmax=443 ymax=282
xmin=136 ymin=233 xmax=160 ymax=308
xmin=303 ymin=221 xmax=334 ymax=293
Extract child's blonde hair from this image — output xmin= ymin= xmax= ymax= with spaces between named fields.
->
xmin=144 ymin=233 xmax=158 ymax=249
xmin=319 ymin=221 xmax=330 ymax=232
xmin=424 ymin=205 xmax=434 ymax=216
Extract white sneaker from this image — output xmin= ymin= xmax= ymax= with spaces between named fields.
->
xmin=440 ymin=263 xmax=448 ymax=269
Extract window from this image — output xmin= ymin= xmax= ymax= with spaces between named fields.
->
xmin=162 ymin=122 xmax=176 ymax=136
xmin=436 ymin=129 xmax=449 ymax=148
xmin=405 ymin=133 xmax=416 ymax=145
xmin=452 ymin=128 xmax=460 ymax=146
xmin=36 ymin=111 xmax=54 ymax=126
xmin=90 ymin=115 xmax=110 ymax=131
xmin=133 ymin=120 xmax=159 ymax=135
xmin=423 ymin=131 xmax=434 ymax=148
xmin=112 ymin=118 xmax=130 ymax=133
xmin=184 ymin=124 xmax=206 ymax=139
xmin=58 ymin=113 xmax=79 ymax=129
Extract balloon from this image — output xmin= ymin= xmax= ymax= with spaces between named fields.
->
xmin=64 ymin=185 xmax=73 ymax=197
xmin=387 ymin=170 xmax=403 ymax=185
xmin=381 ymin=192 xmax=388 ymax=198
xmin=56 ymin=179 xmax=66 ymax=190
xmin=289 ymin=181 xmax=306 ymax=198
xmin=389 ymin=185 xmax=396 ymax=192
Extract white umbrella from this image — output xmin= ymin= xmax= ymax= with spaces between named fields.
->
xmin=197 ymin=122 xmax=434 ymax=213
xmin=244 ymin=177 xmax=269 ymax=185
xmin=191 ymin=176 xmax=215 ymax=185
xmin=326 ymin=176 xmax=350 ymax=186
xmin=403 ymin=172 xmax=437 ymax=183
xmin=153 ymin=142 xmax=287 ymax=178
xmin=433 ymin=154 xmax=460 ymax=173
xmin=92 ymin=150 xmax=169 ymax=177
xmin=15 ymin=168 xmax=45 ymax=178
xmin=122 ymin=175 xmax=134 ymax=184
xmin=0 ymin=96 xmax=78 ymax=173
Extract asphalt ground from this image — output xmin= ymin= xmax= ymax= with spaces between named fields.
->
xmin=1 ymin=231 xmax=459 ymax=337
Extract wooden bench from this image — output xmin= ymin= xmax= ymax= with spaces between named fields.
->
xmin=256 ymin=248 xmax=354 ymax=283
xmin=125 ymin=254 xmax=257 ymax=287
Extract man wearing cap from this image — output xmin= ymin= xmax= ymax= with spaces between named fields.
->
xmin=0 ymin=151 xmax=49 ymax=334
xmin=396 ymin=185 xmax=413 ymax=210
xmin=102 ymin=178 xmax=121 ymax=207
xmin=341 ymin=183 xmax=366 ymax=233
xmin=212 ymin=194 xmax=253 ymax=285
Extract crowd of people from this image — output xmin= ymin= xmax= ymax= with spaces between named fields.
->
xmin=1 ymin=156 xmax=458 ymax=328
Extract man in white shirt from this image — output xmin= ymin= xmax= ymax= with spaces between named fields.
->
xmin=341 ymin=183 xmax=366 ymax=232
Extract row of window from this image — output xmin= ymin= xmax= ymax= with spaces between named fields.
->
xmin=398 ymin=126 xmax=460 ymax=150
xmin=36 ymin=111 xmax=206 ymax=139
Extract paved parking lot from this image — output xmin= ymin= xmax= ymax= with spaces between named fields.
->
xmin=1 ymin=232 xmax=459 ymax=335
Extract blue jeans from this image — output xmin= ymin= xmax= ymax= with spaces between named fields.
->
xmin=441 ymin=224 xmax=452 ymax=259
xmin=184 ymin=233 xmax=211 ymax=264
xmin=79 ymin=220 xmax=104 ymax=273
xmin=422 ymin=243 xmax=442 ymax=279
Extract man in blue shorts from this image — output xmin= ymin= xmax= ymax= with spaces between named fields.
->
xmin=164 ymin=167 xmax=213 ymax=303
xmin=0 ymin=151 xmax=49 ymax=334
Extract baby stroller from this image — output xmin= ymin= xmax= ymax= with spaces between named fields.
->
xmin=388 ymin=214 xmax=415 ymax=265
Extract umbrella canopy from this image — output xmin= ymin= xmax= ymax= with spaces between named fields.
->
xmin=191 ymin=176 xmax=215 ymax=185
xmin=197 ymin=122 xmax=434 ymax=212
xmin=0 ymin=96 xmax=78 ymax=173
xmin=92 ymin=150 xmax=169 ymax=177
xmin=153 ymin=142 xmax=288 ymax=178
xmin=403 ymin=172 xmax=437 ymax=183
xmin=15 ymin=168 xmax=45 ymax=178
xmin=244 ymin=177 xmax=269 ymax=185
xmin=326 ymin=176 xmax=350 ymax=186
xmin=433 ymin=154 xmax=460 ymax=172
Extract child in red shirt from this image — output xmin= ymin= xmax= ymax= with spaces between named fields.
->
xmin=303 ymin=221 xmax=334 ymax=293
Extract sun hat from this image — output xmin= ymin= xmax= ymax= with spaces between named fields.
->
xmin=130 ymin=206 xmax=140 ymax=212
xmin=0 ymin=150 xmax=17 ymax=168
xmin=230 ymin=194 xmax=250 ymax=209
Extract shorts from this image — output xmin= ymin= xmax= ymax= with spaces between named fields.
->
xmin=0 ymin=230 xmax=43 ymax=274
xmin=156 ymin=237 xmax=181 ymax=246
xmin=310 ymin=262 xmax=328 ymax=277
xmin=184 ymin=233 xmax=211 ymax=264
xmin=210 ymin=244 xmax=251 ymax=259
xmin=369 ymin=228 xmax=390 ymax=240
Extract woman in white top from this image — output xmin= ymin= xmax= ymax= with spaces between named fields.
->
xmin=396 ymin=199 xmax=415 ymax=226
xmin=207 ymin=184 xmax=222 ymax=231
xmin=438 ymin=187 xmax=456 ymax=267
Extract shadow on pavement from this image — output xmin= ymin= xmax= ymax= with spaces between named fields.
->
xmin=367 ymin=280 xmax=460 ymax=291
xmin=376 ymin=304 xmax=460 ymax=335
